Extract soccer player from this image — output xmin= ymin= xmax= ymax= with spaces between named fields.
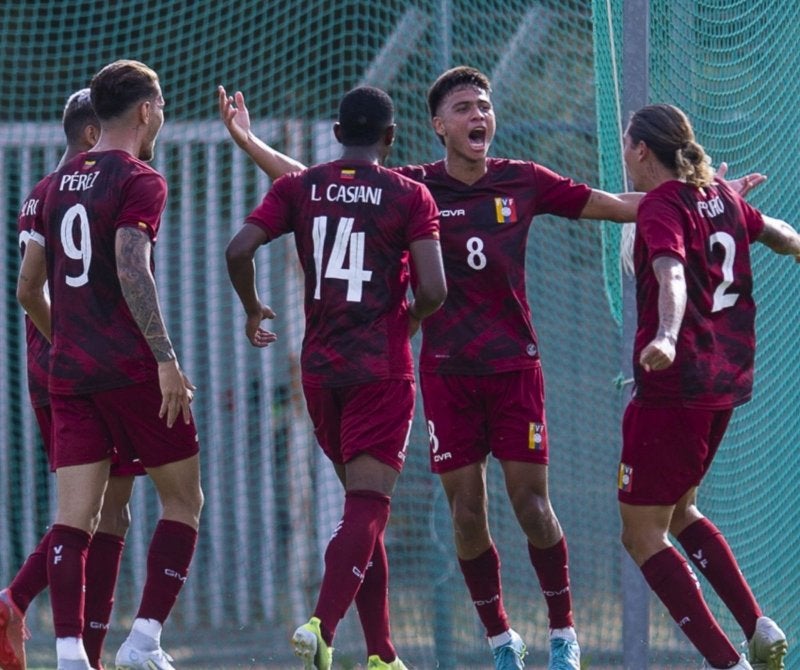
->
xmin=3 ymin=88 xmax=144 ymax=670
xmin=18 ymin=60 xmax=203 ymax=670
xmin=217 ymin=68 xmax=758 ymax=670
xmin=619 ymin=103 xmax=797 ymax=670
xmin=225 ymin=86 xmax=446 ymax=670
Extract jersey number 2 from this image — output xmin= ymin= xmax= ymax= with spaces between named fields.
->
xmin=312 ymin=216 xmax=373 ymax=302
xmin=709 ymin=231 xmax=738 ymax=312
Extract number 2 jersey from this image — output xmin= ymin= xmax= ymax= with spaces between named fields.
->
xmin=245 ymin=159 xmax=440 ymax=388
xmin=37 ymin=150 xmax=166 ymax=395
xmin=394 ymin=158 xmax=592 ymax=375
xmin=632 ymin=178 xmax=765 ymax=409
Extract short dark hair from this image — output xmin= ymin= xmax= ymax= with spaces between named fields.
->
xmin=627 ymin=104 xmax=713 ymax=188
xmin=62 ymin=88 xmax=98 ymax=145
xmin=337 ymin=86 xmax=394 ymax=146
xmin=427 ymin=66 xmax=491 ymax=118
xmin=90 ymin=59 xmax=160 ymax=121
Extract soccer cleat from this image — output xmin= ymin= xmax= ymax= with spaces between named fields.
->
xmin=549 ymin=635 xmax=581 ymax=670
xmin=115 ymin=631 xmax=175 ymax=670
xmin=292 ymin=617 xmax=333 ymax=670
xmin=748 ymin=616 xmax=788 ymax=670
xmin=492 ymin=629 xmax=527 ymax=670
xmin=0 ymin=589 xmax=29 ymax=670
xmin=366 ymin=655 xmax=409 ymax=669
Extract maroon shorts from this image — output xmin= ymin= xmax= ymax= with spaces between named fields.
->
xmin=35 ymin=403 xmax=146 ymax=476
xmin=618 ymin=402 xmax=733 ymax=505
xmin=50 ymin=380 xmax=199 ymax=471
xmin=303 ymin=379 xmax=415 ymax=472
xmin=420 ymin=367 xmax=549 ymax=474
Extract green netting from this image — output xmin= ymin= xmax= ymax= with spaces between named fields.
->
xmin=1 ymin=1 xmax=797 ymax=668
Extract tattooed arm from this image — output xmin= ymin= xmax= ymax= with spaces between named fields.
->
xmin=116 ymin=227 xmax=193 ymax=427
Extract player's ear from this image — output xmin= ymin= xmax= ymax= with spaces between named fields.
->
xmin=138 ymin=99 xmax=151 ymax=125
xmin=333 ymin=122 xmax=343 ymax=143
xmin=431 ymin=115 xmax=445 ymax=141
xmin=384 ymin=124 xmax=396 ymax=147
xmin=84 ymin=123 xmax=100 ymax=149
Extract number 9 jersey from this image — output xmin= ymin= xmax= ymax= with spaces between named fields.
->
xmin=38 ymin=149 xmax=167 ymax=395
xmin=632 ymin=178 xmax=765 ymax=409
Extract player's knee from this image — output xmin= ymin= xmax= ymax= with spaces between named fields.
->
xmin=97 ymin=503 xmax=132 ymax=536
xmin=511 ymin=492 xmax=552 ymax=531
xmin=451 ymin=500 xmax=488 ymax=538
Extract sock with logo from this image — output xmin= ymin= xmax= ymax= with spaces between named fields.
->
xmin=313 ymin=489 xmax=391 ymax=646
xmin=677 ymin=518 xmax=762 ymax=639
xmin=354 ymin=534 xmax=397 ymax=663
xmin=458 ymin=544 xmax=509 ymax=637
xmin=8 ymin=529 xmax=51 ymax=612
xmin=528 ymin=536 xmax=574 ymax=630
xmin=641 ymin=546 xmax=740 ymax=668
xmin=136 ymin=520 xmax=197 ymax=623
xmin=47 ymin=524 xmax=92 ymax=638
xmin=83 ymin=531 xmax=125 ymax=668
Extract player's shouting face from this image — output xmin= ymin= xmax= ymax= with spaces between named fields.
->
xmin=432 ymin=85 xmax=496 ymax=163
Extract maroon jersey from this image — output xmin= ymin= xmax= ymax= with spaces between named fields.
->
xmin=632 ymin=179 xmax=765 ymax=409
xmin=246 ymin=159 xmax=440 ymax=388
xmin=37 ymin=150 xmax=166 ymax=395
xmin=18 ymin=174 xmax=53 ymax=408
xmin=395 ymin=158 xmax=591 ymax=375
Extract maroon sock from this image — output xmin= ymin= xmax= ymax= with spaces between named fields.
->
xmin=9 ymin=530 xmax=52 ymax=613
xmin=528 ymin=536 xmax=574 ymax=629
xmin=678 ymin=518 xmax=762 ymax=640
xmin=47 ymin=524 xmax=91 ymax=638
xmin=354 ymin=535 xmax=396 ymax=662
xmin=313 ymin=490 xmax=390 ymax=645
xmin=458 ymin=544 xmax=509 ymax=637
xmin=82 ymin=532 xmax=124 ymax=668
xmin=136 ymin=520 xmax=197 ymax=622
xmin=641 ymin=547 xmax=740 ymax=668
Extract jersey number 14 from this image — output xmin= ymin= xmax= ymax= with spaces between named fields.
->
xmin=312 ymin=216 xmax=373 ymax=302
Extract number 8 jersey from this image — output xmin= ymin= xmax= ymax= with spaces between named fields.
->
xmin=245 ymin=159 xmax=440 ymax=388
xmin=38 ymin=150 xmax=167 ymax=395
xmin=632 ymin=178 xmax=765 ymax=409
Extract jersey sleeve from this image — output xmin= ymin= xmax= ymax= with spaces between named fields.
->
xmin=636 ymin=195 xmax=686 ymax=264
xmin=116 ymin=171 xmax=167 ymax=241
xmin=531 ymin=163 xmax=592 ymax=218
xmin=407 ymin=183 xmax=440 ymax=243
xmin=244 ymin=173 xmax=296 ymax=242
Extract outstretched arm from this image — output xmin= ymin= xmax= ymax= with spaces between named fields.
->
xmin=225 ymin=223 xmax=279 ymax=347
xmin=217 ymin=85 xmax=306 ymax=180
xmin=580 ymin=190 xmax=642 ymax=223
xmin=639 ymin=255 xmax=686 ymax=372
xmin=757 ymin=215 xmax=800 ymax=260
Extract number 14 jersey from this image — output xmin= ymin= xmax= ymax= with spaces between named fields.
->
xmin=245 ymin=159 xmax=440 ymax=388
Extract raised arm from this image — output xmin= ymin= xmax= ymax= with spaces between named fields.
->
xmin=580 ymin=189 xmax=642 ymax=223
xmin=639 ymin=255 xmax=686 ymax=372
xmin=756 ymin=215 xmax=800 ymax=260
xmin=407 ymin=238 xmax=447 ymax=336
xmin=225 ymin=222 xmax=278 ymax=347
xmin=116 ymin=227 xmax=193 ymax=427
xmin=217 ymin=85 xmax=306 ymax=180
xmin=16 ymin=239 xmax=51 ymax=341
